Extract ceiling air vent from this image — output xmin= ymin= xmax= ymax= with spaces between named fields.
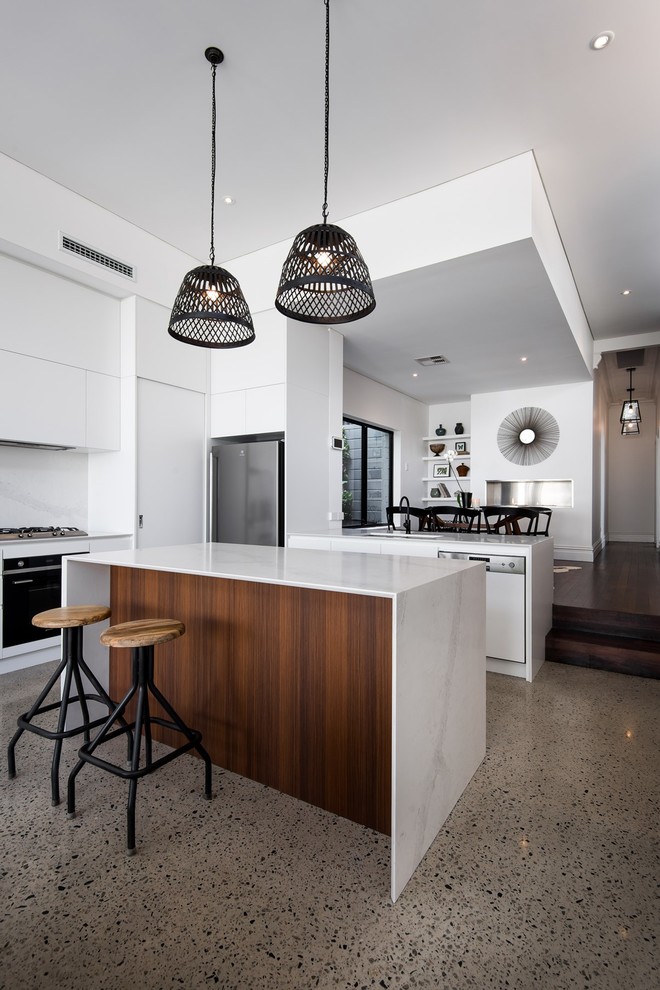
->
xmin=60 ymin=234 xmax=135 ymax=279
xmin=415 ymin=355 xmax=450 ymax=367
xmin=616 ymin=349 xmax=645 ymax=368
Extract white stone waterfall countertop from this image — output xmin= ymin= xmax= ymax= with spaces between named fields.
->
xmin=71 ymin=541 xmax=479 ymax=597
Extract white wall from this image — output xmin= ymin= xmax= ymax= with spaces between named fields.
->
xmin=0 ymin=150 xmax=202 ymax=310
xmin=472 ymin=382 xmax=594 ymax=559
xmin=607 ymin=399 xmax=656 ymax=542
xmin=344 ymin=369 xmax=428 ymax=506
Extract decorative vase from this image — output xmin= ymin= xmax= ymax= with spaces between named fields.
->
xmin=435 ymin=425 xmax=446 ymax=436
xmin=457 ymin=491 xmax=472 ymax=507
xmin=456 ymin=462 xmax=470 ymax=477
xmin=454 ymin=422 xmax=464 ymax=435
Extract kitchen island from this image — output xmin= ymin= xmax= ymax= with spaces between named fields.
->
xmin=288 ymin=529 xmax=554 ymax=682
xmin=63 ymin=542 xmax=485 ymax=901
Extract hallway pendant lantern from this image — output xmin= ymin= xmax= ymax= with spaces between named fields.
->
xmin=620 ymin=367 xmax=641 ymax=436
xmin=168 ymin=48 xmax=255 ymax=348
xmin=275 ymin=0 xmax=375 ymax=325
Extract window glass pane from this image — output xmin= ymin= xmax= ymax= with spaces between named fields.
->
xmin=342 ymin=423 xmax=362 ymax=525
xmin=365 ymin=427 xmax=390 ymax=525
xmin=342 ymin=419 xmax=392 ymax=527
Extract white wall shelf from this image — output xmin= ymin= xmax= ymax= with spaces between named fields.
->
xmin=423 ymin=434 xmax=471 ymax=442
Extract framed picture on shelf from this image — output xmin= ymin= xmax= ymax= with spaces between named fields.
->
xmin=454 ymin=441 xmax=468 ymax=454
xmin=432 ymin=463 xmax=450 ymax=478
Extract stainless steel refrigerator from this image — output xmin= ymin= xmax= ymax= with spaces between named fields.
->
xmin=209 ymin=436 xmax=284 ymax=547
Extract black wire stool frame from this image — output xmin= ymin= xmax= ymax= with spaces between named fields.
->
xmin=7 ymin=624 xmax=128 ymax=807
xmin=67 ymin=642 xmax=213 ymax=854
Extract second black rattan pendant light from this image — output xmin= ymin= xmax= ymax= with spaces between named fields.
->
xmin=275 ymin=0 xmax=376 ymax=324
xmin=168 ymin=47 xmax=255 ymax=348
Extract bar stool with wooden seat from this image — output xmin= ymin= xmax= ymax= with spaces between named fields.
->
xmin=67 ymin=618 xmax=212 ymax=855
xmin=7 ymin=604 xmax=121 ymax=807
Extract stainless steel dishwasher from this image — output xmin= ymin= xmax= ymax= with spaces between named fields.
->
xmin=437 ymin=551 xmax=526 ymax=663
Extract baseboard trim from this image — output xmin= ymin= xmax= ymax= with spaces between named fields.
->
xmin=553 ymin=545 xmax=595 ymax=562
xmin=608 ymin=534 xmax=655 ymax=543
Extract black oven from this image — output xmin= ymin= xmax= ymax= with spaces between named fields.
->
xmin=2 ymin=552 xmax=87 ymax=649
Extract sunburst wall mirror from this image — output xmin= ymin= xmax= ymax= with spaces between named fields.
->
xmin=497 ymin=407 xmax=560 ymax=466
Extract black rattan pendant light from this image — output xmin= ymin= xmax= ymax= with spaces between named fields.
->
xmin=275 ymin=0 xmax=375 ymax=324
xmin=620 ymin=367 xmax=642 ymax=435
xmin=168 ymin=47 xmax=255 ymax=348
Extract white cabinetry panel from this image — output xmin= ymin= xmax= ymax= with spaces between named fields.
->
xmin=86 ymin=371 xmax=120 ymax=450
xmin=0 ymin=254 xmax=120 ymax=375
xmin=137 ymin=379 xmax=205 ymax=548
xmin=0 ymin=351 xmax=85 ymax=447
xmin=246 ymin=384 xmax=285 ymax=433
xmin=210 ymin=390 xmax=247 ymax=437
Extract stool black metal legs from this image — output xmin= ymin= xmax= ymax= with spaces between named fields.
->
xmin=67 ymin=643 xmax=212 ymax=854
xmin=7 ymin=626 xmax=126 ymax=806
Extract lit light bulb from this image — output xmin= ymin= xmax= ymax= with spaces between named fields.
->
xmin=206 ymin=288 xmax=220 ymax=302
xmin=315 ymin=250 xmax=332 ymax=268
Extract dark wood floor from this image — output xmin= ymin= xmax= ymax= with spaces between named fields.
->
xmin=548 ymin=541 xmax=660 ymax=678
xmin=553 ymin=541 xmax=660 ymax=616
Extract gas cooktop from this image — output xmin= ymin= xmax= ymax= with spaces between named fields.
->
xmin=0 ymin=526 xmax=88 ymax=540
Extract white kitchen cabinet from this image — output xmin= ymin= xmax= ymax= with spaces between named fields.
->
xmin=136 ymin=379 xmax=205 ymax=548
xmin=0 ymin=350 xmax=86 ymax=447
xmin=0 ymin=351 xmax=121 ymax=451
xmin=380 ymin=539 xmax=440 ymax=558
xmin=85 ymin=371 xmax=120 ymax=450
xmin=88 ymin=536 xmax=133 ymax=552
xmin=329 ymin=538 xmax=380 ymax=554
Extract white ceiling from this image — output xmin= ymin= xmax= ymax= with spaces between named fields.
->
xmin=2 ymin=0 xmax=660 ymax=403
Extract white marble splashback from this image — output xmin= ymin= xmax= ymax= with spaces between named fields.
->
xmin=0 ymin=446 xmax=87 ymax=527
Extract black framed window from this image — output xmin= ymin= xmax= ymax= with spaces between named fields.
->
xmin=342 ymin=418 xmax=393 ymax=527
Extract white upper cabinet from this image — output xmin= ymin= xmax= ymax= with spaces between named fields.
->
xmin=0 ymin=254 xmax=122 ymax=450
xmin=0 ymin=351 xmax=86 ymax=447
xmin=0 ymin=254 xmax=120 ymax=375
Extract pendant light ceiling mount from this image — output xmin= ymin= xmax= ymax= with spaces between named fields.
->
xmin=275 ymin=0 xmax=375 ymax=325
xmin=204 ymin=46 xmax=224 ymax=66
xmin=168 ymin=45 xmax=255 ymax=349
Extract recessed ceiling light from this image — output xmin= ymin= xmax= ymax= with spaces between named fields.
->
xmin=590 ymin=31 xmax=614 ymax=51
xmin=412 ymin=372 xmax=418 ymax=377
xmin=621 ymin=289 xmax=631 ymax=296
xmin=222 ymin=196 xmax=235 ymax=205
xmin=520 ymin=356 xmax=528 ymax=363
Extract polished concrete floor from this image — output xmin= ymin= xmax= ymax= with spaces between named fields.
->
xmin=1 ymin=659 xmax=658 ymax=990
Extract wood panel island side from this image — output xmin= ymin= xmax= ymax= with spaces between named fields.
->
xmin=63 ymin=543 xmax=485 ymax=901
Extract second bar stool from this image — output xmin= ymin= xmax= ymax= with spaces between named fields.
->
xmin=7 ymin=605 xmax=121 ymax=806
xmin=67 ymin=618 xmax=212 ymax=855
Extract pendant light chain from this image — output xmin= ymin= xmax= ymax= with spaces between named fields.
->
xmin=210 ymin=61 xmax=217 ymax=266
xmin=322 ymin=0 xmax=330 ymax=224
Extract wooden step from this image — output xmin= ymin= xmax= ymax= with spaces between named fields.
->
xmin=546 ymin=627 xmax=660 ymax=679
xmin=552 ymin=604 xmax=660 ymax=643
